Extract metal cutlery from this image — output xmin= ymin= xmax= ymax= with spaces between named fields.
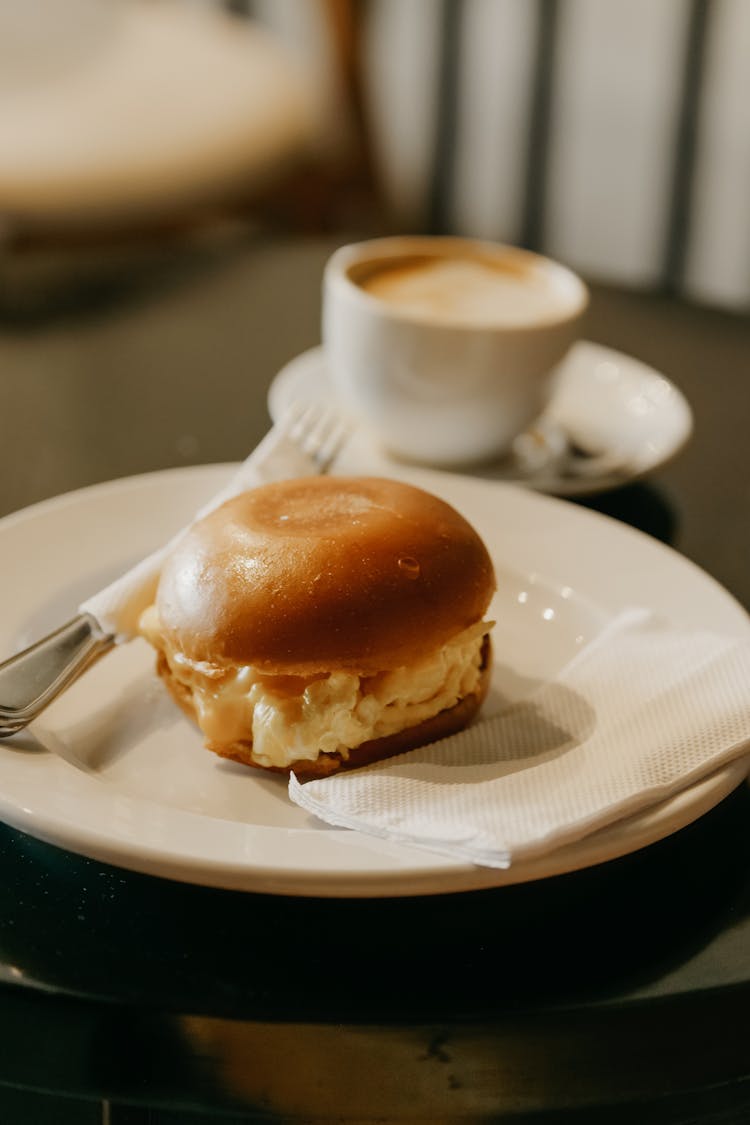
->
xmin=0 ymin=401 xmax=350 ymax=738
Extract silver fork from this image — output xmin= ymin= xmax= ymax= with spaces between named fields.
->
xmin=0 ymin=401 xmax=351 ymax=738
xmin=246 ymin=399 xmax=351 ymax=484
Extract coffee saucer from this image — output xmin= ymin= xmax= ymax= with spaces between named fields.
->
xmin=267 ymin=341 xmax=693 ymax=497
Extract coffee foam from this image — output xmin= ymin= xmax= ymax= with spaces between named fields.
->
xmin=357 ymin=254 xmax=569 ymax=327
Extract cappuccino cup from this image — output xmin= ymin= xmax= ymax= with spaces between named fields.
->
xmin=322 ymin=236 xmax=589 ymax=466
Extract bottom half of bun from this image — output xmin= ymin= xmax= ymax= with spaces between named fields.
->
xmin=156 ymin=637 xmax=492 ymax=779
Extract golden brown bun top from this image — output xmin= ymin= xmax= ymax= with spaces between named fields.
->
xmin=156 ymin=475 xmax=496 ymax=673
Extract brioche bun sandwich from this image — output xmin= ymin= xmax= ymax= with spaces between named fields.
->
xmin=139 ymin=476 xmax=496 ymax=778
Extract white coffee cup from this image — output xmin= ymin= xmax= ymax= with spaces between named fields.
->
xmin=322 ymin=236 xmax=589 ymax=466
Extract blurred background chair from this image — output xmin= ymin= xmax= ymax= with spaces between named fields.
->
xmin=0 ymin=0 xmax=337 ymax=315
xmin=1 ymin=0 xmax=747 ymax=317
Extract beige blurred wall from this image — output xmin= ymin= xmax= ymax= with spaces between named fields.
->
xmin=246 ymin=0 xmax=750 ymax=311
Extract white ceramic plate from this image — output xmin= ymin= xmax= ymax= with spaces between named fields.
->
xmin=0 ymin=464 xmax=746 ymax=898
xmin=268 ymin=342 xmax=693 ymax=496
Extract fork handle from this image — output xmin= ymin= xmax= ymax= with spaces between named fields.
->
xmin=0 ymin=613 xmax=114 ymax=736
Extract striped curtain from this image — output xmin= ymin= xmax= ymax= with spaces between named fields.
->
xmin=247 ymin=0 xmax=750 ymax=311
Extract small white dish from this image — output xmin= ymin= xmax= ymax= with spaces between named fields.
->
xmin=268 ymin=341 xmax=693 ymax=496
xmin=0 ymin=464 xmax=745 ymax=898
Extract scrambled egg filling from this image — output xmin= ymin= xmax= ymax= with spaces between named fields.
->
xmin=140 ymin=607 xmax=490 ymax=769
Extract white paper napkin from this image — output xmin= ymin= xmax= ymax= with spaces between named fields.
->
xmin=289 ymin=608 xmax=750 ymax=868
xmin=80 ymin=417 xmax=316 ymax=640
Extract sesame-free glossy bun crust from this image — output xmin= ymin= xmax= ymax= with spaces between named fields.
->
xmin=157 ymin=475 xmax=495 ymax=673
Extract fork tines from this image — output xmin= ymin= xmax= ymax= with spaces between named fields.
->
xmin=282 ymin=399 xmax=352 ymax=475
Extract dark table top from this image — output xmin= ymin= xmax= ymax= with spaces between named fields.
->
xmin=0 ymin=233 xmax=749 ymax=1123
